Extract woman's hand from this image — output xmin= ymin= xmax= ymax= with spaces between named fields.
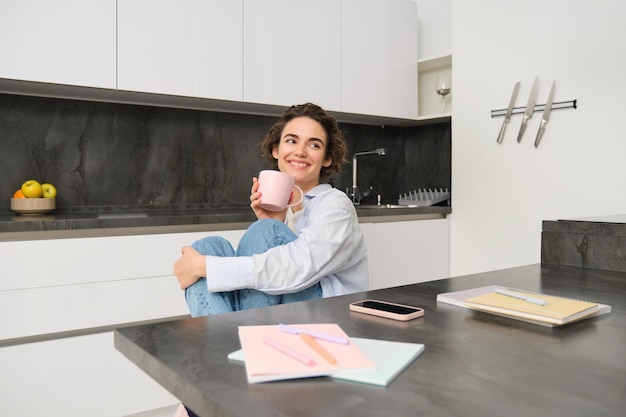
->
xmin=173 ymin=246 xmax=206 ymax=290
xmin=250 ymin=177 xmax=287 ymax=221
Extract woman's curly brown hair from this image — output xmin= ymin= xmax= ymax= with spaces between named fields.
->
xmin=259 ymin=103 xmax=347 ymax=179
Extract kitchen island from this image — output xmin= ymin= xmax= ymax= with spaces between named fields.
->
xmin=115 ymin=263 xmax=625 ymax=417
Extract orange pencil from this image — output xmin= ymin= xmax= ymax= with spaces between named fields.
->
xmin=301 ymin=333 xmax=337 ymax=364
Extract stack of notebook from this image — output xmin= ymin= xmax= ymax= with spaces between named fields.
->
xmin=230 ymin=323 xmax=425 ymax=385
xmin=437 ymin=285 xmax=611 ymax=327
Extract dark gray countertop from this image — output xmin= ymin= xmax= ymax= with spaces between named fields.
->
xmin=115 ymin=264 xmax=625 ymax=417
xmin=0 ymin=204 xmax=451 ymax=239
xmin=0 ymin=206 xmax=256 ymax=233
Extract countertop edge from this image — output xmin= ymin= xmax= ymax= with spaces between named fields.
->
xmin=0 ymin=206 xmax=451 ymax=241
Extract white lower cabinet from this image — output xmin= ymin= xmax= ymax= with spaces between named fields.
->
xmin=0 ymin=230 xmax=245 ymax=340
xmin=0 ymin=229 xmax=245 ymax=417
xmin=361 ymin=219 xmax=450 ymax=290
xmin=0 ymin=332 xmax=178 ymax=417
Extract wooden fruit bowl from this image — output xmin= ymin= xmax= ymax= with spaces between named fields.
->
xmin=10 ymin=198 xmax=56 ymax=215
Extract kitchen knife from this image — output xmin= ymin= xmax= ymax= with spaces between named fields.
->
xmin=534 ymin=80 xmax=555 ymax=148
xmin=497 ymin=81 xmax=521 ymax=143
xmin=516 ymin=77 xmax=539 ymax=143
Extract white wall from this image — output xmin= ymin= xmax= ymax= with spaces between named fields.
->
xmin=449 ymin=0 xmax=626 ymax=276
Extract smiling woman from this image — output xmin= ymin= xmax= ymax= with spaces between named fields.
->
xmin=172 ymin=102 xmax=369 ymax=417
xmin=173 ymin=103 xmax=368 ymax=314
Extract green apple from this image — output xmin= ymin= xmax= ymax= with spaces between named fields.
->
xmin=21 ymin=179 xmax=43 ymax=198
xmin=42 ymin=183 xmax=57 ymax=198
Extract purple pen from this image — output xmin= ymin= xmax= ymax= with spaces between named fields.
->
xmin=277 ymin=324 xmax=350 ymax=345
xmin=263 ymin=337 xmax=315 ymax=366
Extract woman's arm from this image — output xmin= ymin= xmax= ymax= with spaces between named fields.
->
xmin=204 ymin=188 xmax=365 ymax=294
xmin=174 ymin=176 xmax=285 ymax=289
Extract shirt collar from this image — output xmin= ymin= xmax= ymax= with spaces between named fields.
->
xmin=304 ymin=183 xmax=332 ymax=200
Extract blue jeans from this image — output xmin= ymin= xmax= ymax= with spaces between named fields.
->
xmin=184 ymin=219 xmax=322 ymax=317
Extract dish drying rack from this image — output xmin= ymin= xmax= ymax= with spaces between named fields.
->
xmin=398 ymin=188 xmax=450 ymax=207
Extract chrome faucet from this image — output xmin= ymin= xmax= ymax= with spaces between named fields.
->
xmin=348 ymin=148 xmax=386 ymax=204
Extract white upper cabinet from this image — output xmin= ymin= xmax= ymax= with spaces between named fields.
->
xmin=244 ymin=0 xmax=417 ymax=120
xmin=0 ymin=0 xmax=116 ymax=88
xmin=341 ymin=0 xmax=418 ymax=120
xmin=416 ymin=0 xmax=452 ymax=61
xmin=243 ymin=0 xmax=341 ymax=111
xmin=117 ymin=0 xmax=243 ymax=101
xmin=1 ymin=0 xmax=419 ymax=122
xmin=416 ymin=0 xmax=452 ymax=120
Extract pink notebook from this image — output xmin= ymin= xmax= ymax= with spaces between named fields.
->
xmin=237 ymin=323 xmax=376 ymax=383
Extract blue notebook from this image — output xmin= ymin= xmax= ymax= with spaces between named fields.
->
xmin=228 ymin=337 xmax=424 ymax=386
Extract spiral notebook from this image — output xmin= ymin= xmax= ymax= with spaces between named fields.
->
xmin=437 ymin=285 xmax=611 ymax=327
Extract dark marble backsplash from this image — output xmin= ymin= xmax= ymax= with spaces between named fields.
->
xmin=0 ymin=93 xmax=450 ymax=212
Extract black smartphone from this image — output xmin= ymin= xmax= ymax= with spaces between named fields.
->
xmin=349 ymin=299 xmax=424 ymax=321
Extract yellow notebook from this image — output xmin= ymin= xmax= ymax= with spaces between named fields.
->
xmin=464 ymin=289 xmax=599 ymax=326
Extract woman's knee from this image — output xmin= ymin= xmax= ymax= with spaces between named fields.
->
xmin=237 ymin=288 xmax=282 ymax=310
xmin=246 ymin=219 xmax=285 ymax=236
xmin=191 ymin=236 xmax=235 ymax=256
xmin=237 ymin=219 xmax=297 ymax=256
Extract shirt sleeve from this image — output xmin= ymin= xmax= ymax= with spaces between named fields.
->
xmin=203 ymin=189 xmax=363 ymax=295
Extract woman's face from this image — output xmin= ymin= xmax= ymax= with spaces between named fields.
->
xmin=272 ymin=116 xmax=332 ymax=193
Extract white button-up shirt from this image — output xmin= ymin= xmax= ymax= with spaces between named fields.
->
xmin=204 ymin=184 xmax=368 ymax=297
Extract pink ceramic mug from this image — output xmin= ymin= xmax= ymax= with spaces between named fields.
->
xmin=257 ymin=170 xmax=304 ymax=211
